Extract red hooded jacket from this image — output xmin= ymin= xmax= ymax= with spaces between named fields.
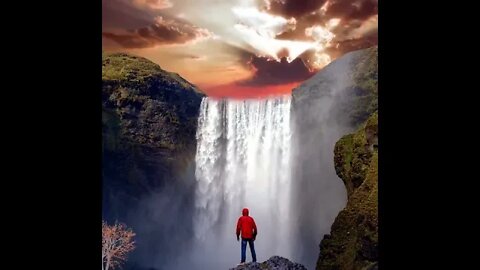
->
xmin=236 ymin=208 xmax=257 ymax=239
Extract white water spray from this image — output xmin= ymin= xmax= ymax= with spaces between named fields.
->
xmin=193 ymin=95 xmax=293 ymax=264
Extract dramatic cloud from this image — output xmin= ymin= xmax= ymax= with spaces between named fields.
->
xmin=266 ymin=0 xmax=327 ymax=17
xmin=325 ymin=0 xmax=378 ymax=21
xmin=342 ymin=14 xmax=377 ymax=39
xmin=239 ymin=54 xmax=315 ymax=86
xmin=102 ymin=0 xmax=378 ymax=96
xmin=263 ymin=0 xmax=378 ymax=68
xmin=232 ymin=6 xmax=317 ymax=62
xmin=266 ymin=0 xmax=377 ymax=21
xmin=103 ymin=16 xmax=212 ymax=48
xmin=326 ymin=30 xmax=377 ymax=59
xmin=324 ymin=14 xmax=378 ymax=59
xmin=302 ymin=19 xmax=340 ymax=68
xmin=233 ymin=6 xmax=297 ymax=36
xmin=305 ymin=25 xmax=335 ymax=44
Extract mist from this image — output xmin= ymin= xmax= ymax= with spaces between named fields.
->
xmin=289 ymin=52 xmax=358 ymax=269
xmin=186 ymin=96 xmax=294 ymax=269
xmin=118 ymin=161 xmax=197 ymax=270
xmin=105 ymin=50 xmax=361 ymax=270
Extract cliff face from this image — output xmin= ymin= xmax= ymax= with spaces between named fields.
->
xmin=292 ymin=46 xmax=377 ymax=129
xmin=317 ymin=112 xmax=378 ymax=270
xmin=102 ymin=52 xmax=204 ymax=220
xmin=290 ymin=46 xmax=378 ymax=267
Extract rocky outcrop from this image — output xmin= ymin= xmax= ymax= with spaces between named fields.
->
xmin=316 ymin=112 xmax=378 ymax=270
xmin=290 ymin=46 xmax=378 ymax=268
xmin=292 ymin=46 xmax=377 ymax=129
xmin=229 ymin=256 xmax=307 ymax=270
xmin=102 ymin=52 xmax=204 ymax=219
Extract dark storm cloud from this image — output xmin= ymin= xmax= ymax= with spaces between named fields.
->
xmin=103 ymin=0 xmax=211 ymax=49
xmin=228 ymin=44 xmax=314 ymax=86
xmin=326 ymin=29 xmax=377 ymax=59
xmin=267 ymin=0 xmax=377 ymax=22
xmin=268 ymin=0 xmax=327 ymax=17
xmin=273 ymin=1 xmax=377 ymax=38
xmin=326 ymin=0 xmax=378 ymax=21
xmin=266 ymin=0 xmax=378 ymax=65
xmin=103 ymin=16 xmax=211 ymax=49
xmin=238 ymin=54 xmax=315 ymax=86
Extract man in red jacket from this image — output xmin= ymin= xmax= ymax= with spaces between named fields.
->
xmin=236 ymin=208 xmax=257 ymax=264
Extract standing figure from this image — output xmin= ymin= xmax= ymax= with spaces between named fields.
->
xmin=236 ymin=208 xmax=257 ymax=265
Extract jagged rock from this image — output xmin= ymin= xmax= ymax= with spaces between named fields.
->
xmin=229 ymin=256 xmax=307 ymax=270
xmin=317 ymin=112 xmax=378 ymax=270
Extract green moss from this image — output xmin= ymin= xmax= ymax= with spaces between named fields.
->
xmin=167 ymin=71 xmax=203 ymax=94
xmin=102 ymin=52 xmax=204 ymax=152
xmin=349 ymin=47 xmax=378 ymax=127
xmin=102 ymin=53 xmax=203 ymax=95
xmin=365 ymin=112 xmax=378 ymax=130
xmin=102 ymin=52 xmax=204 ymax=203
xmin=334 ymin=134 xmax=354 ymax=195
xmin=102 ymin=53 xmax=162 ymax=81
xmin=317 ymin=112 xmax=378 ymax=270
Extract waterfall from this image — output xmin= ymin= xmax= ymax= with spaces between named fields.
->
xmin=193 ymin=95 xmax=293 ymax=263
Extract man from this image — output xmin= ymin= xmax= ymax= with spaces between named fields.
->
xmin=236 ymin=208 xmax=257 ymax=265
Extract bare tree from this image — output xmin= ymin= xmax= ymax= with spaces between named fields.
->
xmin=102 ymin=221 xmax=136 ymax=270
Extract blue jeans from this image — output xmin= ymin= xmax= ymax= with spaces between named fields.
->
xmin=241 ymin=238 xmax=257 ymax=263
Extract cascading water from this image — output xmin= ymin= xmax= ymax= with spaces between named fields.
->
xmin=109 ymin=48 xmax=365 ymax=270
xmin=192 ymin=95 xmax=293 ymax=268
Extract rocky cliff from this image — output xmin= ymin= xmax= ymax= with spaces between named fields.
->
xmin=290 ymin=46 xmax=378 ymax=268
xmin=229 ymin=256 xmax=307 ymax=270
xmin=292 ymin=46 xmax=377 ymax=129
xmin=316 ymin=112 xmax=378 ymax=270
xmin=101 ymin=48 xmax=378 ymax=269
xmin=307 ymin=46 xmax=379 ymax=269
xmin=102 ymin=52 xmax=204 ymax=219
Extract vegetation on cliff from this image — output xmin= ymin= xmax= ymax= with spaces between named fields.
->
xmin=102 ymin=52 xmax=204 ymax=152
xmin=317 ymin=112 xmax=378 ymax=270
xmin=347 ymin=47 xmax=378 ymax=127
xmin=102 ymin=52 xmax=204 ymax=219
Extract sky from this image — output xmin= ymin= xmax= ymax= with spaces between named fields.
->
xmin=102 ymin=0 xmax=378 ymax=98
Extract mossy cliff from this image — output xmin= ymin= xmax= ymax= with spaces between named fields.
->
xmin=102 ymin=52 xmax=204 ymax=219
xmin=316 ymin=112 xmax=378 ymax=270
xmin=290 ymin=46 xmax=377 ymax=268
